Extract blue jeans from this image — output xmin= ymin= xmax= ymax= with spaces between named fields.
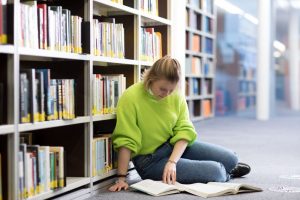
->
xmin=132 ymin=141 xmax=238 ymax=184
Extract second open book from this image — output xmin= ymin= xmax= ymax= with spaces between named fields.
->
xmin=130 ymin=179 xmax=262 ymax=198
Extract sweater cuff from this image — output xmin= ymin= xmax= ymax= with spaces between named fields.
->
xmin=169 ymin=131 xmax=197 ymax=146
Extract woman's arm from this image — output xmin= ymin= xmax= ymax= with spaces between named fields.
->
xmin=108 ymin=147 xmax=131 ymax=192
xmin=163 ymin=139 xmax=188 ymax=184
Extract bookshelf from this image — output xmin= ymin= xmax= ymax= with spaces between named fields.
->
xmin=215 ymin=13 xmax=256 ymax=115
xmin=0 ymin=0 xmax=172 ymax=199
xmin=185 ymin=0 xmax=216 ymax=121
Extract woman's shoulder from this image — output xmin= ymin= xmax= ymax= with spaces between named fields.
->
xmin=123 ymin=82 xmax=144 ymax=96
xmin=119 ymin=82 xmax=144 ymax=102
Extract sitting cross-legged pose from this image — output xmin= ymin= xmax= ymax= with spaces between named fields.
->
xmin=109 ymin=56 xmax=250 ymax=192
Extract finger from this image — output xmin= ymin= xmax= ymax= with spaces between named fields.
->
xmin=124 ymin=184 xmax=129 ymax=190
xmin=172 ymin=171 xmax=176 ymax=184
xmin=108 ymin=185 xmax=117 ymax=192
xmin=117 ymin=186 xmax=122 ymax=192
xmin=163 ymin=170 xmax=167 ymax=183
xmin=167 ymin=171 xmax=171 ymax=184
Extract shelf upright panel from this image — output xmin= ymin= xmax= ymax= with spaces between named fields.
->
xmin=134 ymin=0 xmax=140 ymax=83
xmin=7 ymin=0 xmax=20 ymax=199
xmin=86 ymin=0 xmax=94 ymax=193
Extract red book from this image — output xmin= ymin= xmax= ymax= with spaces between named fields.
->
xmin=37 ymin=4 xmax=48 ymax=49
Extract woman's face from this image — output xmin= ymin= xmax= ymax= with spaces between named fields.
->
xmin=150 ymin=79 xmax=177 ymax=100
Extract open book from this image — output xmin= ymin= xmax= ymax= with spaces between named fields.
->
xmin=130 ymin=179 xmax=262 ymax=198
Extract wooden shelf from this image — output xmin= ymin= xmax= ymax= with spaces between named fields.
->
xmin=186 ymin=4 xmax=215 ymax=19
xmin=93 ymin=56 xmax=139 ymax=66
xmin=0 ymin=124 xmax=14 ymax=135
xmin=93 ymin=0 xmax=139 ymax=15
xmin=92 ymin=114 xmax=116 ymax=122
xmin=140 ymin=60 xmax=154 ymax=67
xmin=19 ymin=47 xmax=90 ymax=61
xmin=186 ymin=27 xmax=215 ymax=38
xmin=141 ymin=13 xmax=171 ymax=26
xmin=0 ymin=45 xmax=14 ymax=54
xmin=27 ymin=177 xmax=90 ymax=200
xmin=19 ymin=116 xmax=90 ymax=132
xmin=186 ymin=95 xmax=202 ymax=100
xmin=186 ymin=74 xmax=203 ymax=78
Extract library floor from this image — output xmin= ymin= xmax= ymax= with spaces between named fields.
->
xmin=87 ymin=107 xmax=300 ymax=200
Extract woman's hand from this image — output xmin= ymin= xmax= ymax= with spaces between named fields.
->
xmin=162 ymin=160 xmax=177 ymax=184
xmin=108 ymin=179 xmax=129 ymax=192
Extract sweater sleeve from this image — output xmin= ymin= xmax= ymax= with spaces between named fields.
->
xmin=112 ymin=93 xmax=142 ymax=156
xmin=170 ymin=95 xmax=197 ymax=146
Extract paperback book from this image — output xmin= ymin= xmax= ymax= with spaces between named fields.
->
xmin=130 ymin=179 xmax=262 ymax=198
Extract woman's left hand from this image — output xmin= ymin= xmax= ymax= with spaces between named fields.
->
xmin=162 ymin=161 xmax=176 ymax=184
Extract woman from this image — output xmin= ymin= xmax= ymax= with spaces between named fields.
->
xmin=109 ymin=56 xmax=250 ymax=192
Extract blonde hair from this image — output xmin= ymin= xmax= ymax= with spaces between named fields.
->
xmin=143 ymin=55 xmax=181 ymax=89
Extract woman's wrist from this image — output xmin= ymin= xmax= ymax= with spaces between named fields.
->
xmin=168 ymin=159 xmax=177 ymax=165
xmin=116 ymin=173 xmax=127 ymax=178
xmin=116 ymin=177 xmax=126 ymax=183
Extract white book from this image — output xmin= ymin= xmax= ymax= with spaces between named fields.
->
xmin=130 ymin=179 xmax=262 ymax=198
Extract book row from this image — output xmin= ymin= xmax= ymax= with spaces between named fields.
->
xmin=0 ymin=0 xmax=7 ymax=44
xmin=20 ymin=68 xmax=75 ymax=123
xmin=239 ymin=80 xmax=256 ymax=94
xmin=92 ymin=134 xmax=117 ymax=177
xmin=186 ymin=57 xmax=214 ymax=76
xmin=238 ymin=96 xmax=256 ymax=111
xmin=141 ymin=0 xmax=159 ymax=16
xmin=20 ymin=1 xmax=83 ymax=53
xmin=111 ymin=0 xmax=123 ymax=4
xmin=18 ymin=144 xmax=66 ymax=199
xmin=187 ymin=34 xmax=213 ymax=54
xmin=188 ymin=11 xmax=213 ymax=33
xmin=92 ymin=74 xmax=126 ymax=115
xmin=188 ymin=99 xmax=212 ymax=118
xmin=140 ymin=27 xmax=162 ymax=62
xmin=93 ymin=17 xmax=125 ymax=58
xmin=189 ymin=0 xmax=214 ymax=14
xmin=186 ymin=78 xmax=212 ymax=96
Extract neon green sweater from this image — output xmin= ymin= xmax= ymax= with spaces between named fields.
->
xmin=112 ymin=82 xmax=197 ymax=157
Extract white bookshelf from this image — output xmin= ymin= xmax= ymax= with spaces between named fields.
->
xmin=0 ymin=45 xmax=14 ymax=54
xmin=0 ymin=0 xmax=173 ymax=199
xmin=185 ymin=0 xmax=216 ymax=121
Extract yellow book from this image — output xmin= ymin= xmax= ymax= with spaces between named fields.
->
xmin=0 ymin=34 xmax=7 ymax=44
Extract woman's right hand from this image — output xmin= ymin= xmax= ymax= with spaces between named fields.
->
xmin=108 ymin=179 xmax=129 ymax=192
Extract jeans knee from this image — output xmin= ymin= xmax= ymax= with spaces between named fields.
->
xmin=208 ymin=162 xmax=228 ymax=182
xmin=227 ymin=151 xmax=238 ymax=171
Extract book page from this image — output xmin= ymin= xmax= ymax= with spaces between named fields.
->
xmin=208 ymin=182 xmax=263 ymax=193
xmin=177 ymin=182 xmax=234 ymax=198
xmin=130 ymin=179 xmax=180 ymax=196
